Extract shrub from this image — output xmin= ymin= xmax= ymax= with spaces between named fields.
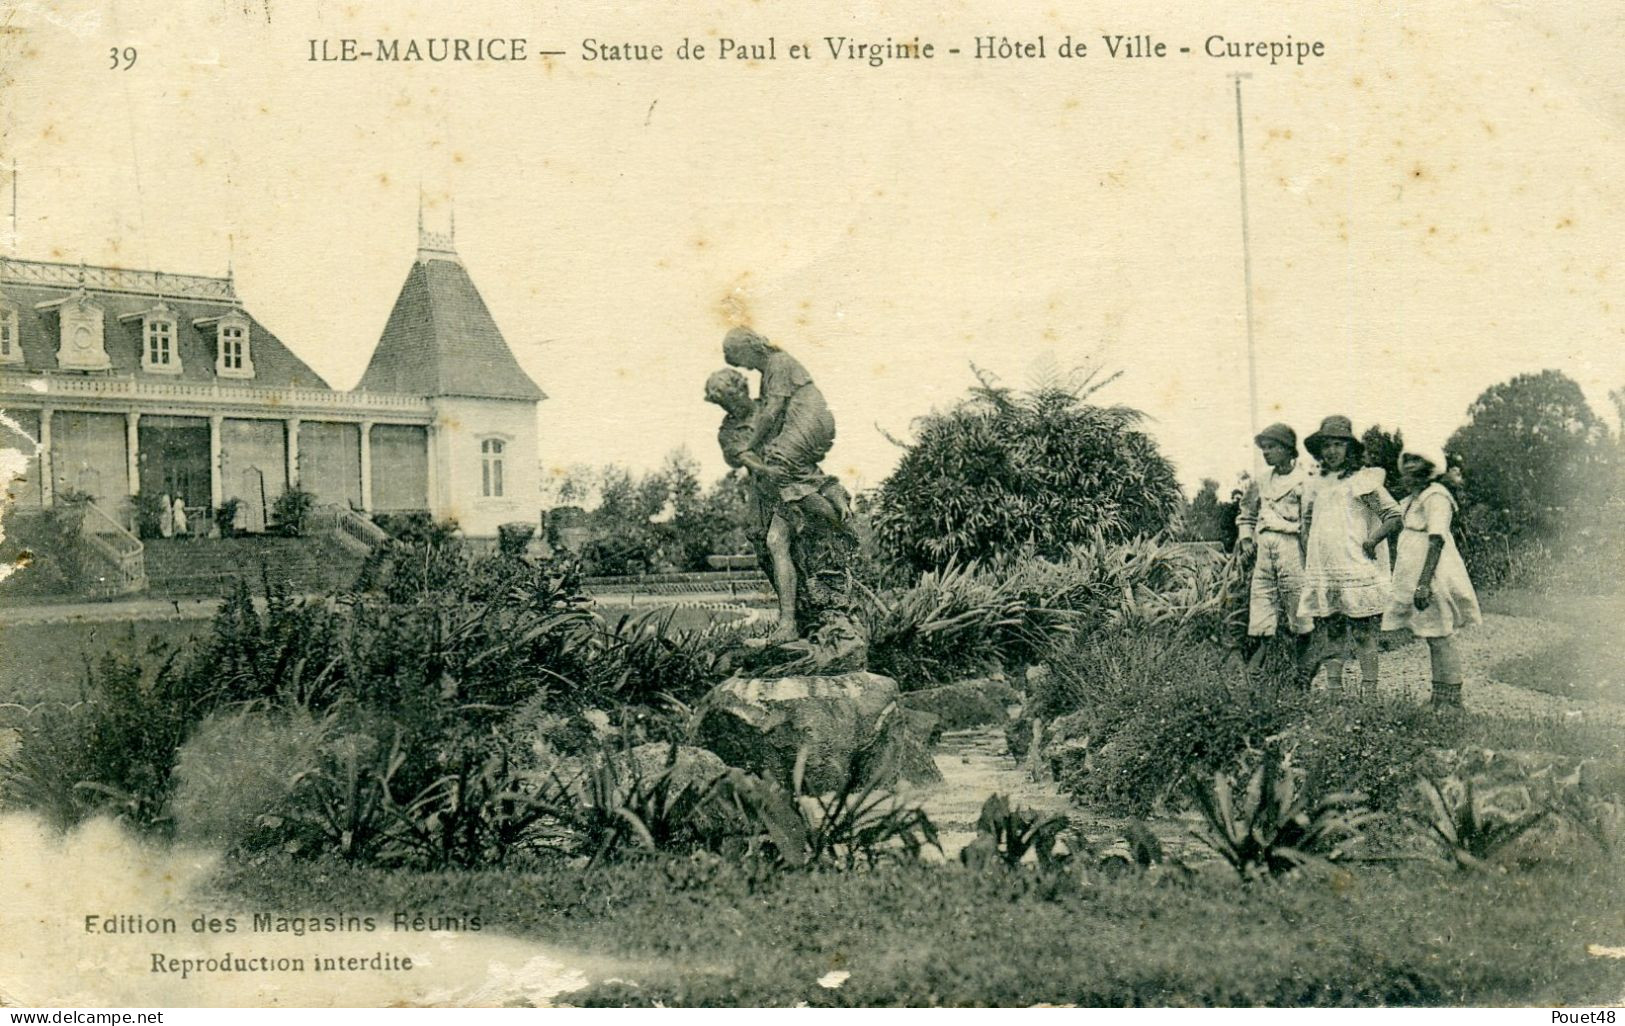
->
xmin=213 ymin=498 xmax=242 ymax=538
xmin=170 ymin=707 xmax=331 ymax=851
xmin=370 ymin=511 xmax=459 ymax=547
xmin=1280 ymin=694 xmax=1459 ymax=812
xmin=270 ymin=487 xmax=316 ymax=536
xmin=714 ymin=749 xmax=942 ymax=869
xmin=958 ymin=793 xmax=1070 ymax=870
xmin=1188 ymin=747 xmax=1377 ymax=880
xmin=872 ymin=368 xmax=1182 ymax=574
xmin=1414 ymin=774 xmax=1558 ymax=871
xmin=130 ymin=492 xmax=169 ymax=540
xmin=1044 ymin=630 xmax=1307 ymax=815
xmin=497 ymin=521 xmax=537 ymax=556
xmin=860 ymin=560 xmax=1080 ymax=687
xmin=0 ymin=645 xmax=194 ymax=830
xmin=570 ymin=609 xmax=740 ymax=712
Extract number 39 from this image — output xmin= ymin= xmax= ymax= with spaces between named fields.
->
xmin=109 ymin=46 xmax=137 ymax=70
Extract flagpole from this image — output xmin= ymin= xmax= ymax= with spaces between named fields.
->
xmin=1230 ymin=72 xmax=1261 ymax=480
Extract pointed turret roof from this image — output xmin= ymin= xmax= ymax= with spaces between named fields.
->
xmin=357 ymin=219 xmax=545 ymax=402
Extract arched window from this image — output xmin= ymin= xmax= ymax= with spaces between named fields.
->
xmin=481 ymin=438 xmax=505 ymax=498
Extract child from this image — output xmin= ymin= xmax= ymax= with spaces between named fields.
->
xmin=704 ymin=367 xmax=845 ymax=643
xmin=1235 ymin=423 xmax=1314 ymax=682
xmin=1296 ymin=416 xmax=1403 ymax=694
xmin=1381 ymin=445 xmax=1481 ymax=709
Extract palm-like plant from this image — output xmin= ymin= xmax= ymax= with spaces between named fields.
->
xmin=1189 ymin=749 xmax=1376 ymax=879
xmin=959 ymin=793 xmax=1070 ymax=869
xmin=1414 ymin=774 xmax=1556 ymax=871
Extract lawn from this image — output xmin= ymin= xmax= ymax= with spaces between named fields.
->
xmin=0 ymin=618 xmax=210 ymax=707
xmin=211 ymin=852 xmax=1625 ymax=1007
xmin=1484 ymin=591 xmax=1624 ymax=703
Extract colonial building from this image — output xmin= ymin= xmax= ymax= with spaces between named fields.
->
xmin=0 ymin=220 xmax=544 ymax=538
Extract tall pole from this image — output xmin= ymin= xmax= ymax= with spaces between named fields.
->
xmin=1230 ymin=73 xmax=1261 ymax=478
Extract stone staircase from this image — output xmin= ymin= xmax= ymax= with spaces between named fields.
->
xmin=141 ymin=535 xmax=367 ymax=598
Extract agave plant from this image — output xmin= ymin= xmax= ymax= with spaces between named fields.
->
xmin=959 ymin=793 xmax=1070 ymax=870
xmin=546 ymin=741 xmax=735 ymax=867
xmin=714 ymin=746 xmax=941 ymax=869
xmin=1189 ymin=749 xmax=1377 ymax=880
xmin=1414 ymin=774 xmax=1557 ymax=871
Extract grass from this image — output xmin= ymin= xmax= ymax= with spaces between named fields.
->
xmin=210 ymin=852 xmax=1625 ymax=1006
xmin=1483 ymin=591 xmax=1624 ymax=703
xmin=0 ymin=618 xmax=208 ymax=707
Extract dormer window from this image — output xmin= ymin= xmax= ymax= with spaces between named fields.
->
xmin=198 ymin=311 xmax=254 ymax=379
xmin=140 ymin=307 xmax=180 ymax=373
xmin=0 ymin=302 xmax=19 ymax=365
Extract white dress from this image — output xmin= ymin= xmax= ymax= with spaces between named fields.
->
xmin=1297 ymin=467 xmax=1394 ymax=620
xmin=1381 ymin=483 xmax=1482 ymax=638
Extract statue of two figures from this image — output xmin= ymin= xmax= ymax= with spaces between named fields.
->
xmin=705 ymin=327 xmax=867 ymax=673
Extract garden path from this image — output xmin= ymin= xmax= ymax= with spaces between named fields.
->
xmin=1355 ymin=613 xmax=1623 ymax=724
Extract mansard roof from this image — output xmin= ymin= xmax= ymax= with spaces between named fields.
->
xmin=357 ymin=255 xmax=545 ymax=402
xmin=0 ymin=258 xmax=331 ymax=390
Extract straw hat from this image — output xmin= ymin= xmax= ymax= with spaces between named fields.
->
xmin=1253 ymin=422 xmax=1298 ymax=455
xmin=1303 ymin=415 xmax=1364 ymax=461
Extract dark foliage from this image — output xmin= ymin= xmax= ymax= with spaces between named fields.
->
xmin=872 ymin=368 xmax=1183 ymax=573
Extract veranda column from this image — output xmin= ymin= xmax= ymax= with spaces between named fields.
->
xmin=359 ymin=420 xmax=373 ymax=512
xmin=125 ymin=411 xmax=141 ymax=496
xmin=209 ymin=414 xmax=224 ymax=509
xmin=286 ymin=417 xmax=301 ymax=489
xmin=424 ymin=423 xmax=439 ymax=517
xmin=39 ymin=407 xmax=54 ymax=506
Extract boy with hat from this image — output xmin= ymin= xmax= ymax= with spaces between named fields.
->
xmin=1236 ymin=422 xmax=1315 ymax=680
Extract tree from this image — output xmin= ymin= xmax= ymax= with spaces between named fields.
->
xmin=1445 ymin=370 xmax=1602 ymax=535
xmin=1180 ymin=479 xmax=1226 ymax=543
xmin=872 ymin=367 xmax=1183 ymax=572
xmin=1360 ymin=424 xmax=1404 ymax=491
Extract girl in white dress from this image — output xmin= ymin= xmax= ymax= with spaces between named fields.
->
xmin=1297 ymin=416 xmax=1403 ymax=693
xmin=1381 ymin=446 xmax=1481 ymax=709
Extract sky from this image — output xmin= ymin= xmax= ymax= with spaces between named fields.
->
xmin=1 ymin=0 xmax=1621 ymax=500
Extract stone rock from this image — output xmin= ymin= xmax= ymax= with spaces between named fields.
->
xmin=622 ymin=742 xmax=730 ymax=794
xmin=880 ymin=709 xmax=945 ymax=786
xmin=1004 ymin=717 xmax=1036 ymax=761
xmin=695 ymin=671 xmax=918 ymax=792
xmin=901 ymin=678 xmax=1021 ymax=730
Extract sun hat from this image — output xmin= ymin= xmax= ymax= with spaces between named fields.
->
xmin=1398 ymin=439 xmax=1450 ymax=479
xmin=1253 ymin=422 xmax=1298 ymax=455
xmin=1303 ymin=415 xmax=1365 ymax=461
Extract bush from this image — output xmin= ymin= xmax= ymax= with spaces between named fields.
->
xmin=271 ymin=487 xmax=316 ymax=536
xmin=1280 ymin=693 xmax=1459 ymax=812
xmin=860 ymin=560 xmax=1081 ymax=687
xmin=170 ymin=708 xmax=331 ymax=851
xmin=0 ymin=645 xmax=194 ymax=830
xmin=1042 ymin=629 xmax=1306 ymax=815
xmin=0 ymin=499 xmax=96 ymax=596
xmin=872 ymin=369 xmax=1182 ymax=574
xmin=130 ymin=492 xmax=169 ymax=540
xmin=213 ymin=498 xmax=242 ymax=538
xmin=498 ymin=521 xmax=537 ymax=556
